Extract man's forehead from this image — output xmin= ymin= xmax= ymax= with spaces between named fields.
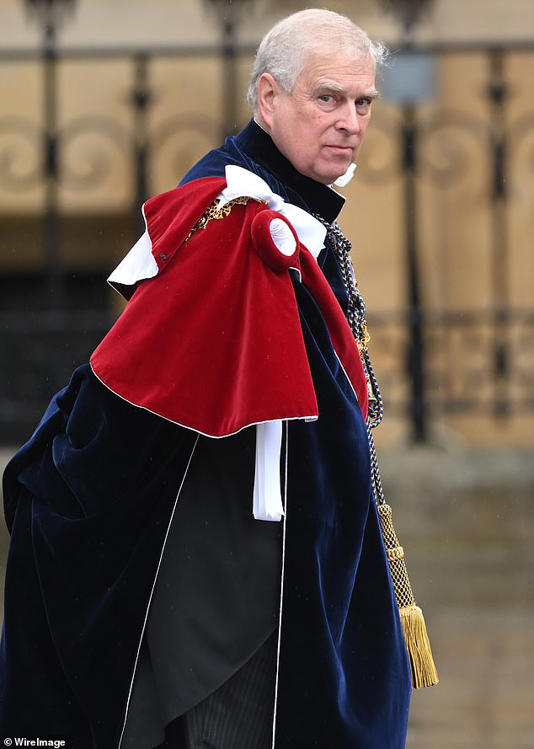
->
xmin=297 ymin=50 xmax=377 ymax=90
xmin=297 ymin=58 xmax=378 ymax=98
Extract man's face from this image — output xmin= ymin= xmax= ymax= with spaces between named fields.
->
xmin=261 ymin=50 xmax=378 ymax=185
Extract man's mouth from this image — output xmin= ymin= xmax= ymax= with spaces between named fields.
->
xmin=324 ymin=145 xmax=353 ymax=153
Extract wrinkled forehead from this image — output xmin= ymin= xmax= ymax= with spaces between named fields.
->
xmin=295 ymin=47 xmax=377 ymax=90
xmin=300 ymin=44 xmax=374 ymax=72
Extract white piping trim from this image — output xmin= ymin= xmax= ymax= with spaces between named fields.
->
xmin=328 ymin=183 xmax=347 ymax=200
xmin=117 ymin=434 xmax=200 ymax=749
xmin=271 ymin=421 xmax=289 ymax=749
xmin=333 ymin=350 xmax=362 ymax=414
xmin=90 ymin=363 xmax=318 ymax=440
xmin=289 ymin=265 xmax=302 ymax=283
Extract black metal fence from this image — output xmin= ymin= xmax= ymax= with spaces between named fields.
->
xmin=1 ymin=39 xmax=534 ymax=444
xmin=357 ymin=43 xmax=534 ymax=438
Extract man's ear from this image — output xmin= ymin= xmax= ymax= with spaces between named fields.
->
xmin=257 ymin=73 xmax=278 ymax=131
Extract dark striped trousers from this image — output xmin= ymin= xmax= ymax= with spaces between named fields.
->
xmin=162 ymin=630 xmax=278 ymax=749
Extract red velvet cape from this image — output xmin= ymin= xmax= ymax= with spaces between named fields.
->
xmin=90 ymin=176 xmax=368 ymax=437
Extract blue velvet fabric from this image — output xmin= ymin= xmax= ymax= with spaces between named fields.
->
xmin=276 ymin=283 xmax=410 ymax=748
xmin=1 ymin=368 xmax=198 ymax=747
xmin=0 ymin=120 xmax=411 ymax=747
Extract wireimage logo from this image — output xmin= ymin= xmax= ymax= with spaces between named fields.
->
xmin=3 ymin=740 xmax=67 ymax=748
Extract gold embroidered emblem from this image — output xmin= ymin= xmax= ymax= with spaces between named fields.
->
xmin=184 ymin=196 xmax=254 ymax=243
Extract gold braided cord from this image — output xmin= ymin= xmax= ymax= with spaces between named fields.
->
xmin=357 ymin=319 xmax=371 ymax=354
xmin=377 ymin=504 xmax=416 ymax=609
xmin=386 ymin=546 xmax=405 ymax=562
xmin=317 ymin=218 xmax=384 ymax=428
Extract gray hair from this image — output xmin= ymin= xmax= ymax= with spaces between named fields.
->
xmin=247 ymin=9 xmax=387 ymax=112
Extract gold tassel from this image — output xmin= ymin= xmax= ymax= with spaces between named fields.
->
xmin=377 ymin=503 xmax=439 ymax=689
xmin=399 ymin=605 xmax=439 ymax=689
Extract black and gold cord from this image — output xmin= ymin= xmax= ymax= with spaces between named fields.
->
xmin=318 ymin=217 xmax=439 ymax=689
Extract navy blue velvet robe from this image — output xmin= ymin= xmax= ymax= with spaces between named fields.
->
xmin=0 ymin=120 xmax=411 ymax=748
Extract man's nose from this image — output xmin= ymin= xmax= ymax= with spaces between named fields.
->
xmin=335 ymin=102 xmax=361 ymax=135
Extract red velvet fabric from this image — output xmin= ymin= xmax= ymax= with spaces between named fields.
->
xmin=146 ymin=176 xmax=226 ymax=275
xmin=90 ymin=178 xmax=368 ymax=437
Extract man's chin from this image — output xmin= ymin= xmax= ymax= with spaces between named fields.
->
xmin=310 ymin=167 xmax=350 ymax=185
xmin=301 ymin=161 xmax=352 ymax=185
xmin=319 ymin=162 xmax=354 ymax=186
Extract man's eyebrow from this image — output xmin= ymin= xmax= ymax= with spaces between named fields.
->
xmin=363 ymin=87 xmax=380 ymax=99
xmin=314 ymin=81 xmax=380 ymax=99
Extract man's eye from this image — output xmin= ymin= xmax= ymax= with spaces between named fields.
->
xmin=318 ymin=94 xmax=334 ymax=103
xmin=356 ymin=98 xmax=372 ymax=113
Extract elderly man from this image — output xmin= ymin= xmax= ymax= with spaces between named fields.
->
xmin=0 ymin=8 xmax=424 ymax=749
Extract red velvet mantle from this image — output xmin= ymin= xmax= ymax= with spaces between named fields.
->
xmin=90 ymin=177 xmax=368 ymax=437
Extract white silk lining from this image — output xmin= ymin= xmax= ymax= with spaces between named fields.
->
xmin=108 ymin=215 xmax=158 ymax=293
xmin=269 ymin=218 xmax=297 ymax=256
